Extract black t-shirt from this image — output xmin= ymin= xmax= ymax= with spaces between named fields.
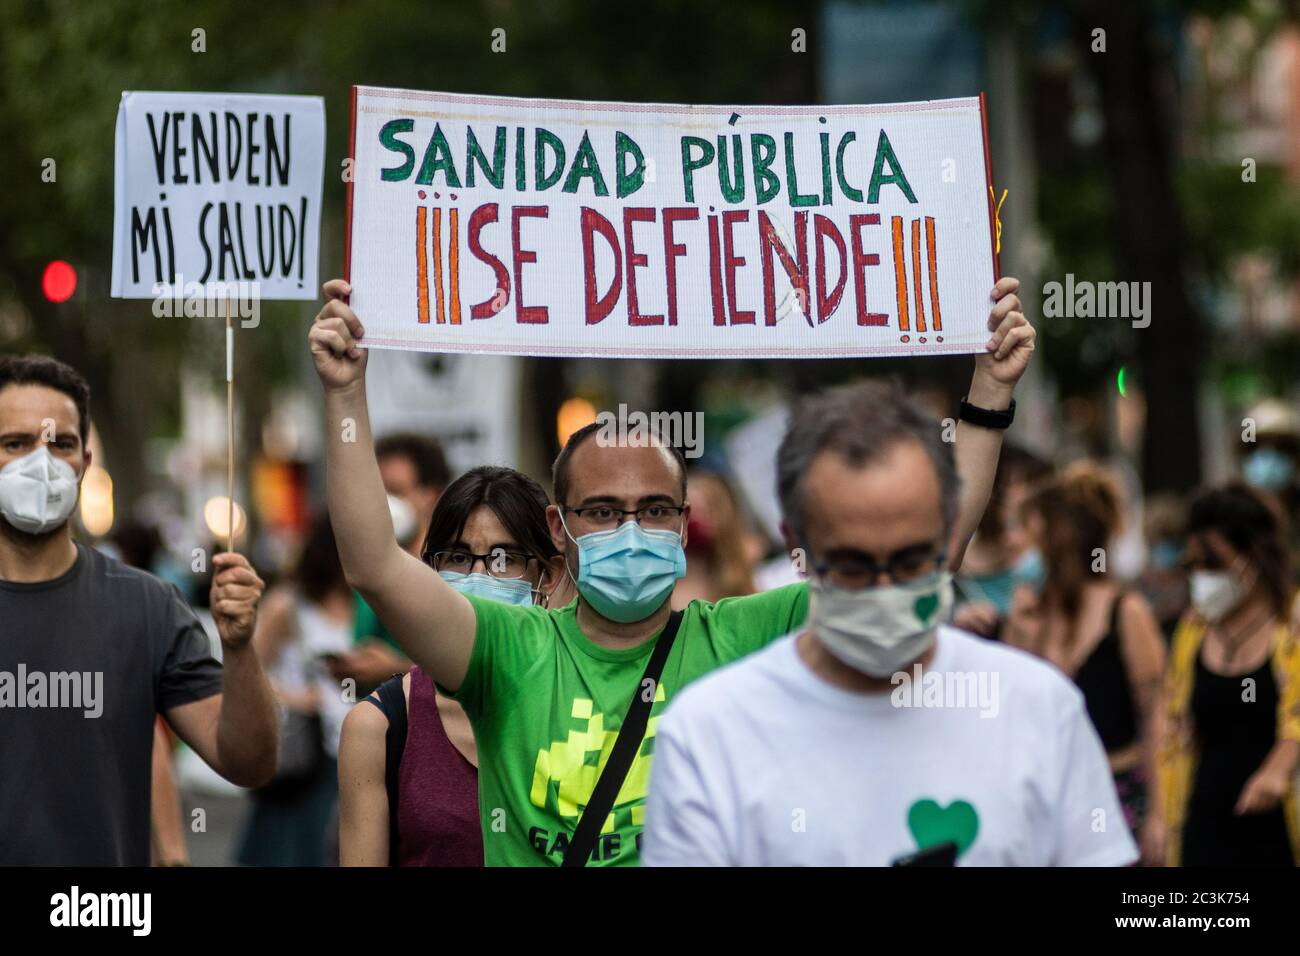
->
xmin=0 ymin=543 xmax=224 ymax=865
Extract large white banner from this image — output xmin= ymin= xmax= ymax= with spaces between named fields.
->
xmin=347 ymin=86 xmax=998 ymax=359
xmin=111 ymin=91 xmax=325 ymax=300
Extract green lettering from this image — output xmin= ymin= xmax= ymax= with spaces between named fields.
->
xmin=379 ymin=118 xmax=415 ymax=182
xmin=751 ymin=134 xmax=779 ymax=205
xmin=866 ymin=129 xmax=916 ymax=204
xmin=562 ymin=131 xmax=609 ymax=196
xmin=615 ymin=132 xmax=645 ymax=199
xmin=466 ymin=126 xmax=506 ymax=189
xmin=717 ymin=134 xmax=745 ymax=204
xmin=534 ymin=128 xmax=565 ymax=191
xmin=680 ymin=136 xmax=715 ymax=204
xmin=415 ymin=122 xmax=462 ymax=187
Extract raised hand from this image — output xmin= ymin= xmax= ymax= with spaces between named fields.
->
xmin=974 ymin=277 xmax=1035 ymax=391
xmin=309 ymin=279 xmax=369 ymax=391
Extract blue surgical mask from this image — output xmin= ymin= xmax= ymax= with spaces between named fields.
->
xmin=1011 ymin=547 xmax=1046 ymax=589
xmin=562 ymin=518 xmax=686 ymax=624
xmin=1150 ymin=539 xmax=1182 ymax=571
xmin=1243 ymin=448 xmax=1295 ymax=492
xmin=439 ymin=571 xmax=535 ymax=607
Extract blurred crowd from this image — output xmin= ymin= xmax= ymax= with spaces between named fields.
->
xmin=101 ymin=391 xmax=1300 ymax=867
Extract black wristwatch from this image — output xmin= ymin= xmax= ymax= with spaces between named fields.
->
xmin=958 ymin=396 xmax=1016 ymax=430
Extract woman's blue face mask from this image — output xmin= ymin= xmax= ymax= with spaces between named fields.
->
xmin=1243 ymin=448 xmax=1295 ymax=492
xmin=438 ymin=571 xmax=535 ymax=606
xmin=560 ymin=516 xmax=686 ymax=624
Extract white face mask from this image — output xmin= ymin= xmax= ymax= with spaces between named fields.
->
xmin=809 ymin=570 xmax=954 ymax=678
xmin=387 ymin=494 xmax=418 ymax=548
xmin=0 ymin=446 xmax=81 ymax=535
xmin=1189 ymin=569 xmax=1249 ymax=624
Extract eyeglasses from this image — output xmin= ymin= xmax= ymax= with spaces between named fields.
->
xmin=562 ymin=503 xmax=686 ymax=532
xmin=809 ymin=548 xmax=947 ymax=590
xmin=425 ymin=548 xmax=535 ymax=579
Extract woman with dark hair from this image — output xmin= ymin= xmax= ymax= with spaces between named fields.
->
xmin=1158 ymin=482 xmax=1300 ymax=867
xmin=337 ymin=465 xmax=570 ymax=866
xmin=1006 ymin=462 xmax=1167 ymax=863
xmin=238 ymin=514 xmax=355 ymax=866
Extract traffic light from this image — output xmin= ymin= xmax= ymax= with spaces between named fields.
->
xmin=42 ymin=260 xmax=77 ymax=303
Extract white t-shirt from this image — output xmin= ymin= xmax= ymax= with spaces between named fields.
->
xmin=643 ymin=627 xmax=1138 ymax=867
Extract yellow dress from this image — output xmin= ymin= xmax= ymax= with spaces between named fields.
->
xmin=1157 ymin=614 xmax=1300 ymax=866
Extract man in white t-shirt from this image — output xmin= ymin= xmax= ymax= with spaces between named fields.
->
xmin=643 ymin=380 xmax=1138 ymax=867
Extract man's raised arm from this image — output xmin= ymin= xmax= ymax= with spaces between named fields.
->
xmin=949 ymin=276 xmax=1035 ymax=570
xmin=309 ymin=279 xmax=477 ymax=692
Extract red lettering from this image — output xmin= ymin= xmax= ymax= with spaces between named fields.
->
xmin=758 ymin=211 xmax=809 ymax=327
xmin=849 ymin=213 xmax=887 ymax=326
xmin=623 ymin=207 xmax=661 ymax=326
xmin=467 ymin=203 xmax=509 ymax=319
xmin=707 ymin=214 xmax=725 ymax=326
xmin=662 ymin=207 xmax=699 ymax=327
xmin=580 ymin=207 xmax=621 ymax=325
xmin=512 ymin=205 xmax=549 ymax=324
xmin=722 ymin=210 xmax=754 ymax=325
xmin=813 ymin=214 xmax=847 ymax=325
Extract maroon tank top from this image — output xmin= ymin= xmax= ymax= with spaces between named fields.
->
xmin=395 ymin=667 xmax=483 ymax=866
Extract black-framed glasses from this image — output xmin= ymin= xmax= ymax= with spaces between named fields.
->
xmin=425 ymin=548 xmax=535 ymax=579
xmin=809 ymin=548 xmax=947 ymax=590
xmin=562 ymin=503 xmax=686 ymax=532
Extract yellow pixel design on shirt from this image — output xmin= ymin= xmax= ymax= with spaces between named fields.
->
xmin=529 ymin=687 xmax=666 ymax=833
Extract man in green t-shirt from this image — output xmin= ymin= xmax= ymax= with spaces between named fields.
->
xmin=309 ymin=275 xmax=1036 ymax=866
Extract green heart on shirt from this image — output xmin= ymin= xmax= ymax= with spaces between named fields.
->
xmin=907 ymin=798 xmax=979 ymax=856
xmin=913 ymin=592 xmax=940 ymax=624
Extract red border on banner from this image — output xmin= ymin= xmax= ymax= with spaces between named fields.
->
xmin=344 ymin=84 xmax=358 ymax=287
xmin=979 ymin=91 xmax=1000 ymax=282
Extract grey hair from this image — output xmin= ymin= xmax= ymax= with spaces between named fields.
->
xmin=776 ymin=379 xmax=961 ymax=545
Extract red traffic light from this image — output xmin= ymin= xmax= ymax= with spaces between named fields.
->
xmin=42 ymin=260 xmax=77 ymax=303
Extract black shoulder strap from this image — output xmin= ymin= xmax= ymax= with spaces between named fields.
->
xmin=562 ymin=611 xmax=684 ymax=867
xmin=374 ymin=673 xmax=408 ymax=866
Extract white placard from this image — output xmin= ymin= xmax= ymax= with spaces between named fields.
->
xmin=347 ymin=86 xmax=998 ymax=359
xmin=111 ymin=91 xmax=325 ymax=300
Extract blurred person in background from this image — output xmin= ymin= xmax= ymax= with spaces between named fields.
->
xmin=1240 ymin=399 xmax=1300 ymax=577
xmin=238 ymin=513 xmax=355 ymax=866
xmin=338 ymin=465 xmax=570 ymax=865
xmin=340 ymin=432 xmax=452 ymax=689
xmin=954 ymin=444 xmax=1053 ymax=638
xmin=1135 ymin=494 xmax=1189 ymax=641
xmin=149 ymin=717 xmax=189 ymax=865
xmin=672 ymin=468 xmax=762 ymax=608
xmin=1006 ymin=462 xmax=1167 ymax=862
xmin=1158 ymin=483 xmax=1300 ymax=867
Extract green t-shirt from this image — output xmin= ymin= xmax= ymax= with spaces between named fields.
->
xmin=353 ymin=590 xmax=402 ymax=654
xmin=452 ymin=583 xmax=809 ymax=866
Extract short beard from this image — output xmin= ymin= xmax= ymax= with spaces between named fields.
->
xmin=0 ymin=515 xmax=69 ymax=547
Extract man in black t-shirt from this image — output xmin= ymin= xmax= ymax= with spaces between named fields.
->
xmin=0 ymin=355 xmax=278 ymax=865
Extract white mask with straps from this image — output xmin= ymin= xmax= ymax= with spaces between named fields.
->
xmin=0 ymin=446 xmax=81 ymax=535
xmin=809 ymin=570 xmax=954 ymax=678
